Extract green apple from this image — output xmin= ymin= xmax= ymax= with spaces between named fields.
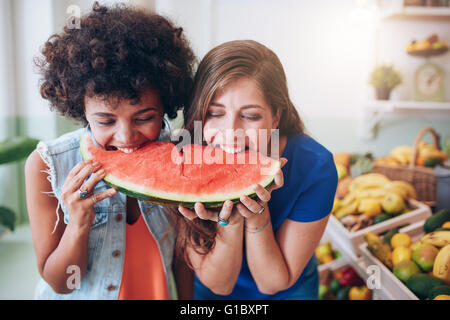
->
xmin=381 ymin=193 xmax=406 ymax=215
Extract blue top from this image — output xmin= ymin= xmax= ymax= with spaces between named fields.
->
xmin=194 ymin=133 xmax=338 ymax=300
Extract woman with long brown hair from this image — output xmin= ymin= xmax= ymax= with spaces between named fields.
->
xmin=176 ymin=40 xmax=338 ymax=299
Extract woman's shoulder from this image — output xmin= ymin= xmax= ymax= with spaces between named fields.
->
xmin=38 ymin=127 xmax=86 ymax=156
xmin=284 ymin=133 xmax=334 ymax=167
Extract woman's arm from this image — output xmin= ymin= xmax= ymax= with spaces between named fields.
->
xmin=178 ymin=201 xmax=244 ymax=295
xmin=25 ymin=150 xmax=116 ymax=294
xmin=243 ymin=208 xmax=329 ymax=295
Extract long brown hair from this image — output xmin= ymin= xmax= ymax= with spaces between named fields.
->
xmin=175 ymin=40 xmax=306 ymax=268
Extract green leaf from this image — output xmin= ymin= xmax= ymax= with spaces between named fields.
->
xmin=0 ymin=136 xmax=39 ymax=165
xmin=0 ymin=206 xmax=16 ymax=232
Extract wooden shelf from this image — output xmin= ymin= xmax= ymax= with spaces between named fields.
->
xmin=357 ymin=100 xmax=450 ymax=140
xmin=366 ymin=100 xmax=450 ymax=111
xmin=380 ymin=5 xmax=450 ymax=20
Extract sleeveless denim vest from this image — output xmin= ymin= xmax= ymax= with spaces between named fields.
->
xmin=34 ymin=127 xmax=178 ymax=300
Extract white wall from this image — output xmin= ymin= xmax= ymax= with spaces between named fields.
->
xmin=156 ymin=0 xmax=378 ymax=119
xmin=0 ymin=0 xmax=16 ymax=133
xmin=155 ymin=0 xmax=450 ymax=154
xmin=376 ymin=18 xmax=450 ymax=102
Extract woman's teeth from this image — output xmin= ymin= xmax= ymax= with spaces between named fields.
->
xmin=219 ymin=145 xmax=248 ymax=154
xmin=116 ymin=147 xmax=139 ymax=154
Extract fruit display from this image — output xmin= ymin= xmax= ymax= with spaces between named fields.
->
xmin=363 ymin=213 xmax=450 ymax=299
xmin=334 ymin=152 xmax=374 ymax=179
xmin=376 ymin=142 xmax=448 ymax=168
xmin=406 ymin=34 xmax=448 ymax=57
xmin=79 ymin=132 xmax=280 ymax=208
xmin=316 ymin=241 xmax=343 ymax=266
xmin=319 ymin=265 xmax=372 ymax=300
xmin=331 ymin=173 xmax=416 ymax=232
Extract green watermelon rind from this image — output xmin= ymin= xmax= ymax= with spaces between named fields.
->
xmin=79 ymin=133 xmax=280 ymax=208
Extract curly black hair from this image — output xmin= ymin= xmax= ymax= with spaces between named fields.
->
xmin=36 ymin=2 xmax=196 ymax=124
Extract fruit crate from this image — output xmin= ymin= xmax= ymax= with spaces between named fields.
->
xmin=358 ymin=221 xmax=426 ymax=300
xmin=325 ymin=199 xmax=431 ymax=261
xmin=318 ymin=255 xmax=393 ymax=300
xmin=317 ymin=232 xmax=345 ymax=273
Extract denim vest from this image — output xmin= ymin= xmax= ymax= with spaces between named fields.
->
xmin=34 ymin=127 xmax=178 ymax=300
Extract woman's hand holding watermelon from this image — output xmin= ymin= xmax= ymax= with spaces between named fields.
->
xmin=178 ymin=199 xmax=242 ymax=226
xmin=236 ymin=158 xmax=287 ymax=227
xmin=61 ymin=160 xmax=117 ymax=229
xmin=178 ymin=158 xmax=287 ymax=227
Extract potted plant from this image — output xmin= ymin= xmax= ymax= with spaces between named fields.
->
xmin=0 ymin=136 xmax=39 ymax=238
xmin=369 ymin=64 xmax=402 ymax=100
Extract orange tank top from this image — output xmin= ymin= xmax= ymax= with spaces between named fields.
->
xmin=118 ymin=214 xmax=169 ymax=300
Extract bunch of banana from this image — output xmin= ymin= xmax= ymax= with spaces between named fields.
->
xmin=383 ymin=180 xmax=417 ymax=200
xmin=333 ymin=173 xmax=416 ymax=221
xmin=420 ymin=230 xmax=450 ymax=248
xmin=333 ymin=197 xmax=359 ymax=220
xmin=389 ymin=145 xmax=413 ymax=165
xmin=365 ymin=232 xmax=393 ymax=269
xmin=433 ymin=244 xmax=450 ymax=284
xmin=416 ymin=141 xmax=448 ymax=166
xmin=348 ymin=173 xmax=390 ymax=193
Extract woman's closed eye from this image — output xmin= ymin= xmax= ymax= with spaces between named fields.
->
xmin=135 ymin=115 xmax=155 ymax=122
xmin=97 ymin=119 xmax=115 ymax=126
xmin=241 ymin=114 xmax=262 ymax=121
xmin=206 ymin=111 xmax=225 ymax=118
xmin=97 ymin=116 xmax=155 ymax=126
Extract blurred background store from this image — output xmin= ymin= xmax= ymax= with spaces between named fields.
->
xmin=0 ymin=0 xmax=449 ymax=299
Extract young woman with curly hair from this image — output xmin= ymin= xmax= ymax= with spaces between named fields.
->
xmin=177 ymin=40 xmax=338 ymax=300
xmin=24 ymin=2 xmax=195 ymax=300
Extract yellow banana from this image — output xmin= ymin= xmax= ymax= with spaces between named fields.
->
xmin=392 ymin=145 xmax=414 ymax=153
xmin=358 ymin=199 xmax=382 ymax=218
xmin=433 ymin=244 xmax=450 ymax=284
xmin=389 ymin=180 xmax=417 ymax=199
xmin=355 ymin=187 xmax=389 ymax=200
xmin=383 ymin=183 xmax=408 ymax=200
xmin=365 ymin=232 xmax=393 ymax=269
xmin=334 ymin=200 xmax=359 ymax=219
xmin=389 ymin=146 xmax=413 ymax=165
xmin=349 ymin=173 xmax=390 ymax=192
xmin=421 ymin=231 xmax=450 ymax=248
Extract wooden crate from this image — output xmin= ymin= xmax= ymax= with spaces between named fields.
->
xmin=358 ymin=220 xmax=426 ymax=300
xmin=317 ymin=255 xmax=393 ymax=300
xmin=317 ymin=231 xmax=345 ymax=274
xmin=325 ymin=199 xmax=431 ymax=261
xmin=318 ymin=231 xmax=395 ymax=299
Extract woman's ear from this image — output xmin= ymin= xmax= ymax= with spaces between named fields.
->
xmin=272 ymin=108 xmax=282 ymax=129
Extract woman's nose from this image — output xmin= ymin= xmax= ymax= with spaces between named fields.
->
xmin=223 ymin=125 xmax=246 ymax=144
xmin=115 ymin=124 xmax=137 ymax=145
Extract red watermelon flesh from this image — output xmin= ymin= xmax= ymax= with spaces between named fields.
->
xmin=80 ymin=132 xmax=280 ymax=207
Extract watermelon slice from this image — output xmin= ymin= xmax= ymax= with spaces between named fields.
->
xmin=79 ymin=132 xmax=280 ymax=207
